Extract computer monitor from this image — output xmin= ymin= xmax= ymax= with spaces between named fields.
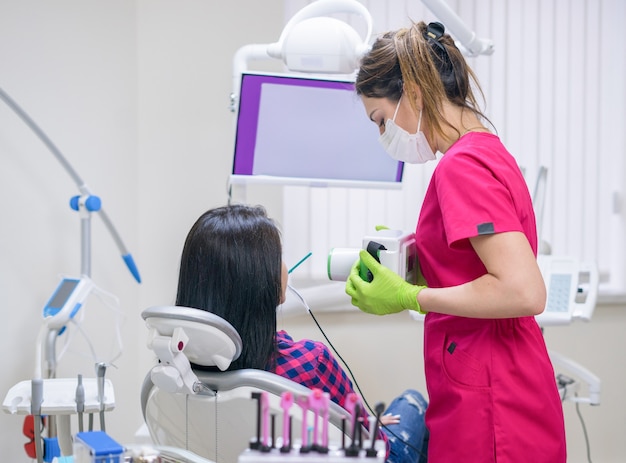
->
xmin=230 ymin=72 xmax=404 ymax=189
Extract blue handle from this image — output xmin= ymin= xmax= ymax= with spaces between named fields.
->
xmin=123 ymin=253 xmax=141 ymax=283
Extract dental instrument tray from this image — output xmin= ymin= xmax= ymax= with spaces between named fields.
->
xmin=2 ymin=377 xmax=115 ymax=415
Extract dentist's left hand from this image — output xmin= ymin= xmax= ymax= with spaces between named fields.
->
xmin=345 ymin=250 xmax=427 ymax=316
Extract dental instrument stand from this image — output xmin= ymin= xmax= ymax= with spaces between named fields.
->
xmin=35 ymin=195 xmax=107 ymax=459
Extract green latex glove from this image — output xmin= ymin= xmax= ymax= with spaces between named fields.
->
xmin=345 ymin=249 xmax=427 ymax=316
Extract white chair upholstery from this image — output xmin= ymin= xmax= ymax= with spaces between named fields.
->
xmin=140 ymin=306 xmax=357 ymax=463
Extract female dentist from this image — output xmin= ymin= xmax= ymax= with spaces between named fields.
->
xmin=346 ymin=21 xmax=566 ymax=463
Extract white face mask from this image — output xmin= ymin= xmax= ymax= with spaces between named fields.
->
xmin=378 ymin=98 xmax=437 ymax=164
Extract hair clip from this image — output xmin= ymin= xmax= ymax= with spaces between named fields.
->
xmin=425 ymin=22 xmax=445 ymax=41
xmin=424 ymin=22 xmax=447 ymax=55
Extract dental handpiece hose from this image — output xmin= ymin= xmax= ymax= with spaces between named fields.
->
xmin=31 ymin=378 xmax=44 ymax=463
xmin=96 ymin=363 xmax=106 ymax=432
xmin=75 ymin=374 xmax=85 ymax=432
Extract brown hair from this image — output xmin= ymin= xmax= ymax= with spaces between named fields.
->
xmin=356 ymin=21 xmax=492 ymax=141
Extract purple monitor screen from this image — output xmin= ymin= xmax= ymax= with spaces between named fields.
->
xmin=232 ymin=73 xmax=403 ymax=188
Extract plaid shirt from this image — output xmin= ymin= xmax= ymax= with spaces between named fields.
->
xmin=272 ymin=330 xmax=355 ymax=410
xmin=270 ymin=330 xmax=388 ymax=450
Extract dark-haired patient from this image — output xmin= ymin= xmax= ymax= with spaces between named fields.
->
xmin=175 ymin=204 xmax=429 ymax=462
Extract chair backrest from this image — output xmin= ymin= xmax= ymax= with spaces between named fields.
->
xmin=140 ymin=306 xmax=361 ymax=463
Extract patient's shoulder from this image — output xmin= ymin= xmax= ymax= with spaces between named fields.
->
xmin=277 ymin=330 xmax=327 ymax=356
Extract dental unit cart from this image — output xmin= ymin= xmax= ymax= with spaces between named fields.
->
xmin=3 ymin=377 xmax=116 ymax=461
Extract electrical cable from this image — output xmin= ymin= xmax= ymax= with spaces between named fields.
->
xmin=286 ymin=284 xmax=426 ymax=460
xmin=226 ymin=177 xmax=234 ymax=206
xmin=91 ymin=284 xmax=125 ymax=366
xmin=33 ymin=324 xmax=48 ymax=380
xmin=558 ymin=376 xmax=593 ymax=462
xmin=59 ymin=280 xmax=125 ymax=368
xmin=307 ymin=303 xmax=425 ymax=458
xmin=574 ymin=392 xmax=593 ymax=463
xmin=287 ymin=285 xmax=371 ymax=412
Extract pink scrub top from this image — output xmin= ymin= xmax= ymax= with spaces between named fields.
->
xmin=415 ymin=132 xmax=566 ymax=462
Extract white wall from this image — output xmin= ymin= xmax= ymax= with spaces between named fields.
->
xmin=134 ymin=0 xmax=285 ymax=379
xmin=0 ymin=1 xmax=625 ymax=463
xmin=0 ymin=1 xmax=282 ymax=461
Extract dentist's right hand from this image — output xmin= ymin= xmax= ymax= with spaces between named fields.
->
xmin=345 ymin=249 xmax=427 ymax=316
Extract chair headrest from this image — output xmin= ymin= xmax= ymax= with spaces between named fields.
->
xmin=142 ymin=306 xmax=242 ymax=369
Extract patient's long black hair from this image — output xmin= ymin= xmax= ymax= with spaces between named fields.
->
xmin=175 ymin=204 xmax=281 ymax=371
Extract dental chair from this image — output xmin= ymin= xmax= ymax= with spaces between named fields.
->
xmin=140 ymin=306 xmax=358 ymax=463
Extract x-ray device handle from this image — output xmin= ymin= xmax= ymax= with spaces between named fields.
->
xmin=360 ymin=241 xmax=385 ymax=282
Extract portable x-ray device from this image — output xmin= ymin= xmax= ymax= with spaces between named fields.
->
xmin=327 ymin=229 xmax=417 ymax=284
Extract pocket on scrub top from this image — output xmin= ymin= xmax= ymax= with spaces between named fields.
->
xmin=441 ymin=337 xmax=490 ymax=389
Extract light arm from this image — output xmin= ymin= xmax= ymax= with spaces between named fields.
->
xmin=421 ymin=0 xmax=494 ymax=57
xmin=0 ymin=86 xmax=141 ymax=283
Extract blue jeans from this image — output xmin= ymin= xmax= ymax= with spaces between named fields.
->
xmin=382 ymin=389 xmax=429 ymax=463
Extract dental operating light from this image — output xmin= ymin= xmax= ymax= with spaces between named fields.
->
xmin=266 ymin=0 xmax=372 ymax=74
xmin=231 ymin=0 xmax=372 ymax=113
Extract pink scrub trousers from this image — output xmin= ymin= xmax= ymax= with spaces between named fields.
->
xmin=423 ymin=314 xmax=566 ymax=462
